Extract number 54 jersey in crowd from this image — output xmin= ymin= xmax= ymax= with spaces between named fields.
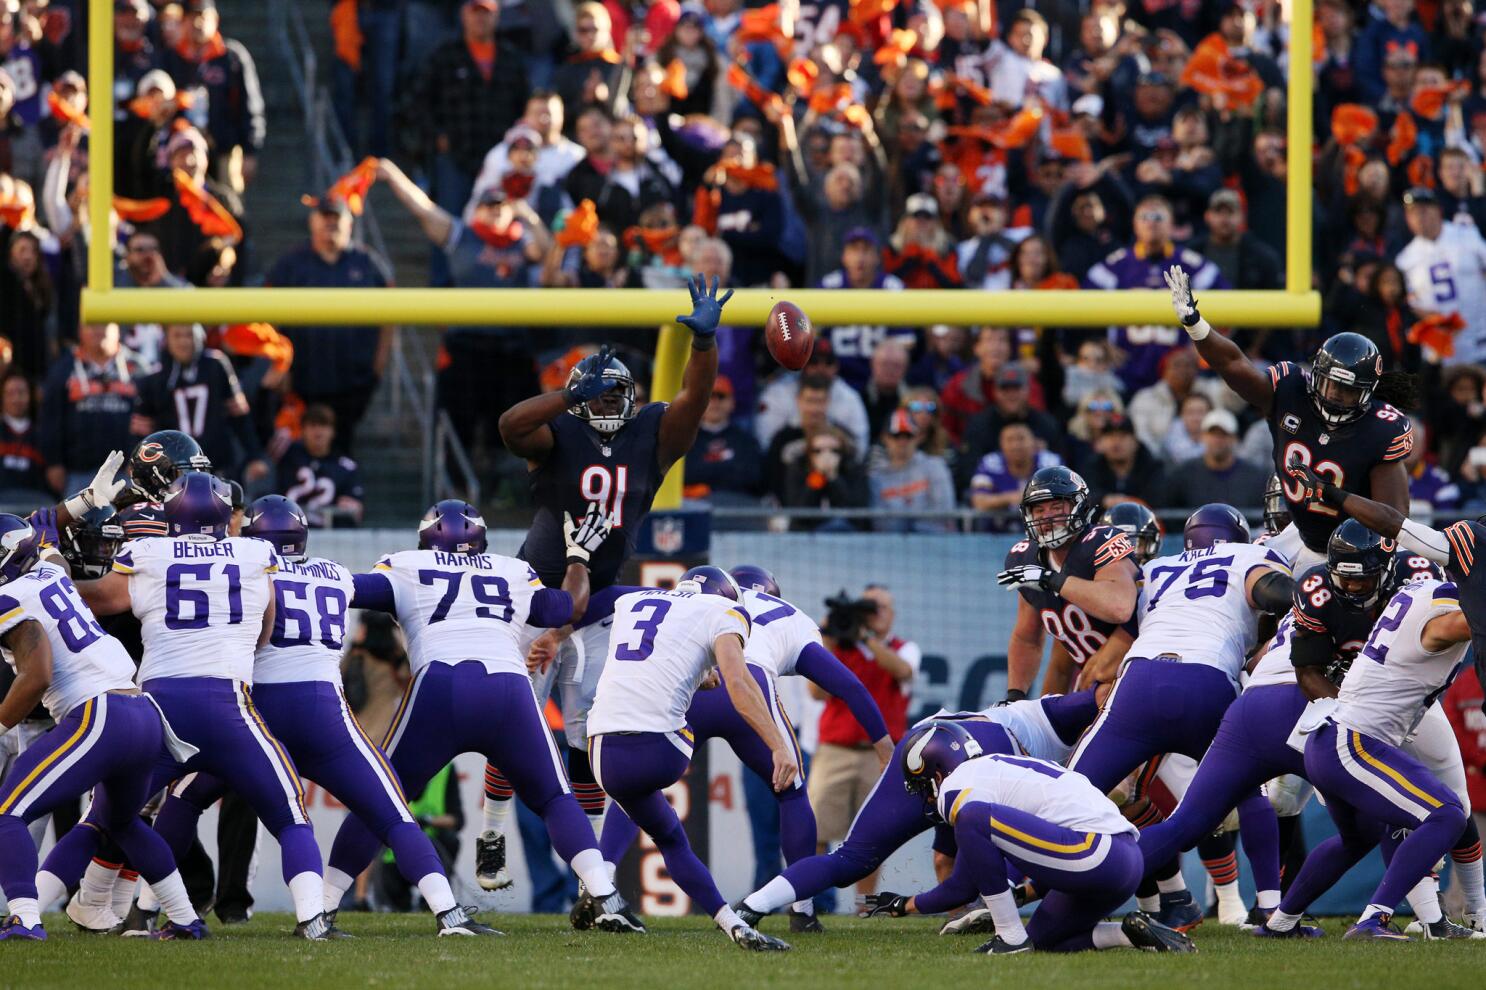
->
xmin=113 ymin=537 xmax=276 ymax=684
xmin=1131 ymin=542 xmax=1292 ymax=686
xmin=369 ymin=550 xmax=574 ymax=676
xmin=0 ymin=561 xmax=136 ymax=721
xmin=1003 ymin=525 xmax=1135 ymax=671
xmin=587 ymin=589 xmax=751 ymax=736
xmin=253 ymin=556 xmax=355 ymax=686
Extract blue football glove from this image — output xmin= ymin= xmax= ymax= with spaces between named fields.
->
xmin=27 ymin=507 xmax=58 ymax=549
xmin=676 ymin=274 xmax=734 ymax=348
xmin=563 ymin=344 xmax=620 ymax=408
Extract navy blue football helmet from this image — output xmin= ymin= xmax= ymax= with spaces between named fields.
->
xmin=60 ymin=505 xmax=125 ymax=580
xmin=128 ymin=430 xmax=212 ymax=501
xmin=244 ymin=495 xmax=310 ymax=560
xmin=678 ymin=565 xmax=741 ymax=600
xmin=1263 ymin=474 xmax=1290 ymax=536
xmin=902 ymin=720 xmax=983 ymax=803
xmin=0 ymin=514 xmax=41 ymax=585
xmin=1183 ymin=503 xmax=1251 ymax=550
xmin=1020 ymin=466 xmax=1096 ymax=550
xmin=1309 ymin=332 xmax=1381 ymax=428
xmin=1099 ymin=502 xmax=1164 ymax=563
xmin=417 ymin=499 xmax=487 ymax=554
xmin=1381 ymin=548 xmax=1446 ymax=603
xmin=1326 ymin=520 xmax=1390 ymax=609
xmin=729 ymin=564 xmax=780 ymax=597
xmin=162 ymin=471 xmax=233 ymax=540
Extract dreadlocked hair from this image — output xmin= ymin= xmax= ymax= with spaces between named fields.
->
xmin=1373 ymin=371 xmax=1419 ymax=413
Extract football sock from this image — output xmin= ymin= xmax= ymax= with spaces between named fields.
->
xmin=568 ymin=749 xmax=607 ymax=839
xmin=1255 ymin=888 xmax=1281 ymax=911
xmin=570 ymin=848 xmax=617 ymax=899
xmin=322 ymin=866 xmax=354 ymax=914
xmin=481 ymin=764 xmax=513 ymax=835
xmin=34 ymin=871 xmax=65 ymax=910
xmin=745 ymin=876 xmax=798 ymax=915
xmin=1405 ymin=877 xmax=1444 ymax=924
xmin=1091 ymin=921 xmax=1133 ymax=949
xmin=1156 ymin=874 xmax=1186 ymax=895
xmin=136 ymin=884 xmax=159 ymax=913
xmin=1451 ymin=824 xmax=1485 ymax=914
xmin=1136 ymin=894 xmax=1159 ymax=912
xmin=1360 ymin=903 xmax=1394 ymax=924
xmin=791 ymin=899 xmax=815 ymax=916
xmin=1266 ymin=909 xmax=1301 ymax=932
xmin=8 ymin=897 xmax=40 ymax=927
xmin=78 ymin=858 xmax=120 ymax=906
xmin=288 ymin=871 xmax=325 ymax=923
xmin=984 ymin=889 xmax=1027 ymax=944
xmin=150 ymin=871 xmax=198 ymax=926
xmin=1214 ymin=880 xmax=1245 ymax=921
xmin=714 ymin=904 xmax=744 ymax=932
xmin=113 ymin=869 xmax=139 ymax=919
xmin=417 ymin=873 xmax=458 ymax=915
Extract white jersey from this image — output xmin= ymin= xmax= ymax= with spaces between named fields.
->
xmin=936 ymin=754 xmax=1136 ymax=837
xmin=1131 ymin=542 xmax=1291 ymax=686
xmin=927 ymin=698 xmax=1073 ymax=764
xmin=740 ymin=588 xmax=821 ymax=679
xmin=588 ymin=590 xmax=751 ymax=735
xmin=1397 ymin=224 xmax=1486 ymax=366
xmin=371 ymin=549 xmax=559 ymax=676
xmin=115 ymin=537 xmax=277 ymax=684
xmin=1246 ymin=613 xmax=1300 ymax=689
xmin=1334 ymin=579 xmax=1469 ymax=746
xmin=253 ymin=556 xmax=356 ymax=686
xmin=0 ymin=562 xmax=134 ymax=721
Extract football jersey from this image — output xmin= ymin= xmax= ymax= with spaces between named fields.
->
xmin=1264 ymin=361 xmax=1413 ymax=554
xmin=519 ymin=403 xmax=666 ymax=590
xmin=1397 ymin=225 xmax=1486 ymax=366
xmin=117 ymin=501 xmax=167 ymax=540
xmin=253 ymin=556 xmax=356 ymax=685
xmin=1003 ymin=524 xmax=1136 ymax=668
xmin=112 ymin=536 xmax=277 ymax=684
xmin=1131 ymin=543 xmax=1291 ymax=685
xmin=1441 ymin=520 xmax=1486 ymax=666
xmin=278 ymin=444 xmax=364 ymax=527
xmin=739 ymin=588 xmax=822 ymax=680
xmin=587 ymin=590 xmax=751 ymax=735
xmin=0 ymin=562 xmax=135 ymax=721
xmin=936 ymin=754 xmax=1136 ymax=837
xmin=371 ymin=549 xmax=555 ymax=676
xmin=1334 ymin=579 xmax=1469 ymax=746
xmin=928 ymin=698 xmax=1073 ymax=764
xmin=132 ymin=350 xmax=252 ymax=470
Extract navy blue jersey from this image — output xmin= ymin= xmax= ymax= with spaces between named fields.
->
xmin=1441 ymin=521 xmax=1486 ymax=665
xmin=1291 ymin=550 xmax=1447 ymax=680
xmin=116 ymin=500 xmax=166 ymax=540
xmin=278 ymin=442 xmax=364 ymax=527
xmin=1004 ymin=524 xmax=1136 ymax=668
xmin=1266 ymin=362 xmax=1412 ymax=554
xmin=519 ymin=403 xmax=666 ymax=589
xmin=133 ymin=350 xmax=252 ymax=470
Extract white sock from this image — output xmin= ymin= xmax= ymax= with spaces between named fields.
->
xmin=714 ymin=904 xmax=743 ymax=932
xmin=149 ymin=871 xmax=199 ymax=926
xmin=34 ymin=871 xmax=65 ymax=910
xmin=1156 ymin=874 xmax=1186 ymax=894
xmin=1215 ymin=880 xmax=1245 ymax=920
xmin=481 ymin=797 xmax=512 ymax=836
xmin=984 ymin=889 xmax=1027 ymax=944
xmin=1267 ymin=909 xmax=1301 ymax=932
xmin=1405 ymin=877 xmax=1443 ymax=924
xmin=1091 ymin=920 xmax=1133 ymax=949
xmin=322 ymin=867 xmax=354 ymax=914
xmin=137 ymin=884 xmax=159 ymax=913
xmin=1136 ymin=894 xmax=1159 ymax=912
xmin=288 ymin=871 xmax=325 ymax=923
xmin=588 ymin=813 xmax=605 ymax=843
xmin=1453 ymin=854 xmax=1486 ymax=915
xmin=78 ymin=860 xmax=119 ymax=906
xmin=791 ymin=899 xmax=814 ymax=916
xmin=417 ymin=873 xmax=457 ymax=915
xmin=1361 ymin=902 xmax=1398 ymax=924
xmin=1255 ymin=888 xmax=1281 ymax=911
xmin=569 ymin=848 xmax=616 ymax=898
xmin=112 ymin=871 xmax=138 ymax=918
xmin=8 ymin=896 xmax=40 ymax=927
xmin=745 ymin=876 xmax=798 ymax=915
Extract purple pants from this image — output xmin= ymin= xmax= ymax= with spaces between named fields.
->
xmin=1067 ymin=660 xmax=1238 ymax=792
xmin=765 ymin=721 xmax=1021 ymax=903
xmin=1136 ymin=684 xmax=1303 ymax=888
xmin=327 ymin=661 xmax=596 ymax=881
xmin=920 ymin=801 xmax=1142 ymax=951
xmin=1279 ymin=721 xmax=1467 ymax=916
xmin=600 ymin=665 xmax=816 ymax=873
xmin=592 ymin=729 xmax=727 ymax=915
xmin=0 ymin=694 xmax=182 ymax=900
xmin=153 ymin=680 xmax=444 ymax=888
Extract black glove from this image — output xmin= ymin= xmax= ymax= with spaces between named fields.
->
xmin=996 ymin=564 xmax=1067 ymax=595
xmin=860 ymin=892 xmax=911 ymax=917
xmin=564 ymin=344 xmax=620 ymax=407
xmin=1004 ymin=688 xmax=1028 ymax=703
xmin=1285 ymin=455 xmax=1345 ymax=510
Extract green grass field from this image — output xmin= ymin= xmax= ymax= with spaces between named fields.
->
xmin=5 ymin=913 xmax=1486 ymax=989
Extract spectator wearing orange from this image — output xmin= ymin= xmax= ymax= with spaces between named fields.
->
xmin=884 ymin=192 xmax=961 ymax=289
xmin=164 ymin=0 xmax=265 ymax=193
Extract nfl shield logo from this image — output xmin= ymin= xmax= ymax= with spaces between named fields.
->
xmin=653 ymin=517 xmax=684 ymax=555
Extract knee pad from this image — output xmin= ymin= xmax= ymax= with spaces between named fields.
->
xmin=1264 ymin=775 xmax=1314 ymax=818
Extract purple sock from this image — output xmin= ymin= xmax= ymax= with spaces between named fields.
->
xmin=328 ymin=815 xmax=383 ymax=880
xmin=383 ymin=821 xmax=445 ymax=885
xmin=37 ymin=818 xmax=103 ymax=887
xmin=111 ymin=817 xmax=178 ymax=885
xmin=599 ymin=803 xmax=642 ymax=864
xmin=777 ymin=788 xmax=817 ymax=866
xmin=1372 ymin=805 xmax=1467 ymax=909
xmin=0 ymin=816 xmax=39 ymax=899
xmin=275 ymin=823 xmax=324 ymax=881
xmin=1237 ymin=790 xmax=1281 ymax=893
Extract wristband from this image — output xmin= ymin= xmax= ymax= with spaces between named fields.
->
xmin=1184 ymin=316 xmax=1211 ymax=341
xmin=1044 ymin=569 xmax=1067 ymax=594
xmin=1318 ymin=481 xmax=1347 ymax=509
xmin=690 ymin=334 xmax=716 ymax=351
xmin=62 ymin=491 xmax=93 ymax=519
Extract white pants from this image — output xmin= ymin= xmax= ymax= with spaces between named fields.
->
xmin=526 ymin=620 xmax=614 ymax=749
xmin=1266 ymin=523 xmax=1326 ymax=574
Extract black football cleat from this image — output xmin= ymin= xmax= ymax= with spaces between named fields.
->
xmin=1406 ymin=916 xmax=1486 ymax=940
xmin=120 ymin=904 xmax=159 ymax=938
xmin=437 ymin=906 xmax=503 ymax=937
xmin=295 ymin=912 xmax=354 ymax=941
xmin=974 ymin=935 xmax=1034 ymax=955
xmin=475 ymin=830 xmax=512 ymax=891
xmin=728 ymin=922 xmax=791 ymax=951
xmin=731 ymin=900 xmax=765 ymax=928
xmin=1123 ymin=911 xmax=1197 ymax=953
xmin=594 ymin=892 xmax=647 ymax=934
xmin=788 ymin=909 xmax=825 ymax=934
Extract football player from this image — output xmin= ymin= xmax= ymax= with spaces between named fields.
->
xmin=1166 ymin=265 xmax=1413 ymax=573
xmin=586 ymin=568 xmax=793 ymax=951
xmin=477 ymin=275 xmax=731 ymax=888
xmin=860 ymin=722 xmax=1193 ymax=954
xmin=1099 ymin=503 xmax=1165 ymax=565
xmin=1262 ymin=474 xmax=1291 ymax=539
xmin=996 ymin=466 xmax=1140 ymax=697
xmin=0 ymin=515 xmax=204 ymax=941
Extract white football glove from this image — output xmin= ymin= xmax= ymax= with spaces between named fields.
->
xmin=564 ymin=502 xmax=613 ymax=565
xmin=1163 ymin=264 xmax=1210 ymax=341
xmin=996 ymin=564 xmax=1066 ymax=594
xmin=63 ymin=449 xmax=127 ymax=519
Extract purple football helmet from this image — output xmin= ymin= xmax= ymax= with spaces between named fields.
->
xmin=163 ymin=471 xmax=233 ymax=540
xmin=901 ymin=720 xmax=983 ymax=802
xmin=729 ymin=564 xmax=780 ymax=597
xmin=678 ymin=565 xmax=741 ymax=600
xmin=0 ymin=514 xmax=41 ymax=585
xmin=418 ymin=499 xmax=487 ymax=554
xmin=1183 ymin=503 xmax=1251 ymax=550
xmin=244 ymin=495 xmax=310 ymax=560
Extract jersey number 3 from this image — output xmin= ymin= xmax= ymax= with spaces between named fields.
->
xmin=581 ymin=465 xmax=628 ymax=528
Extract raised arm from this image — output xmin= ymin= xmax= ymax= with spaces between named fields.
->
xmin=1165 ymin=264 xmax=1275 ymax=414
xmin=716 ymin=632 xmax=798 ymax=791
xmin=0 ymin=620 xmax=52 ymax=731
xmin=376 ymin=158 xmax=455 ymax=247
xmin=657 ymin=275 xmax=730 ymax=471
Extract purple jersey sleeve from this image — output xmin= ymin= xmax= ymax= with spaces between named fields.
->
xmin=574 ymin=584 xmax=647 ymax=630
xmin=351 ymin=572 xmax=396 ymax=612
xmin=794 ymin=641 xmax=890 ymax=742
xmin=529 ymin=588 xmax=576 ymax=628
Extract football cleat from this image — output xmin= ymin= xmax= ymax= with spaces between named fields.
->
xmin=1464 ymin=911 xmax=1485 ymax=933
xmin=1405 ymin=917 xmax=1486 ymax=940
xmin=0 ymin=915 xmax=45 ymax=940
xmin=151 ymin=919 xmax=209 ymax=941
xmin=1251 ymin=920 xmax=1325 ymax=938
xmin=974 ymin=935 xmax=1034 ymax=955
xmin=120 ymin=904 xmax=158 ymax=937
xmin=1343 ymin=916 xmax=1411 ymax=941
xmin=727 ymin=922 xmax=791 ymax=952
xmin=437 ymin=906 xmax=503 ymax=937
xmin=475 ymin=829 xmax=512 ymax=891
xmin=593 ymin=892 xmax=647 ymax=934
xmin=1154 ymin=890 xmax=1204 ymax=933
xmin=939 ymin=908 xmax=997 ymax=936
xmin=1123 ymin=911 xmax=1197 ymax=953
xmin=788 ymin=909 xmax=825 ymax=934
xmin=731 ymin=901 xmax=765 ymax=928
xmin=66 ymin=893 xmax=124 ymax=934
xmin=295 ymin=912 xmax=354 ymax=941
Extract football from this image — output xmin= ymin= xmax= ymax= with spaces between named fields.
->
xmin=766 ymin=300 xmax=814 ymax=371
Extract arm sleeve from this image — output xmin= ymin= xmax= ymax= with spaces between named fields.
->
xmin=1250 ymin=571 xmax=1296 ymax=614
xmin=575 ymin=585 xmax=645 ymax=630
xmin=1290 ymin=629 xmax=1335 ymax=670
xmin=794 ymin=641 xmax=889 ymax=741
xmin=529 ymin=588 xmax=576 ymax=628
xmin=1405 ymin=519 xmax=1455 ymax=568
xmin=351 ymin=572 xmax=396 ymax=612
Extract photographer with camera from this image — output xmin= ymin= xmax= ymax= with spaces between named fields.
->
xmin=807 ymin=585 xmax=919 ymax=900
